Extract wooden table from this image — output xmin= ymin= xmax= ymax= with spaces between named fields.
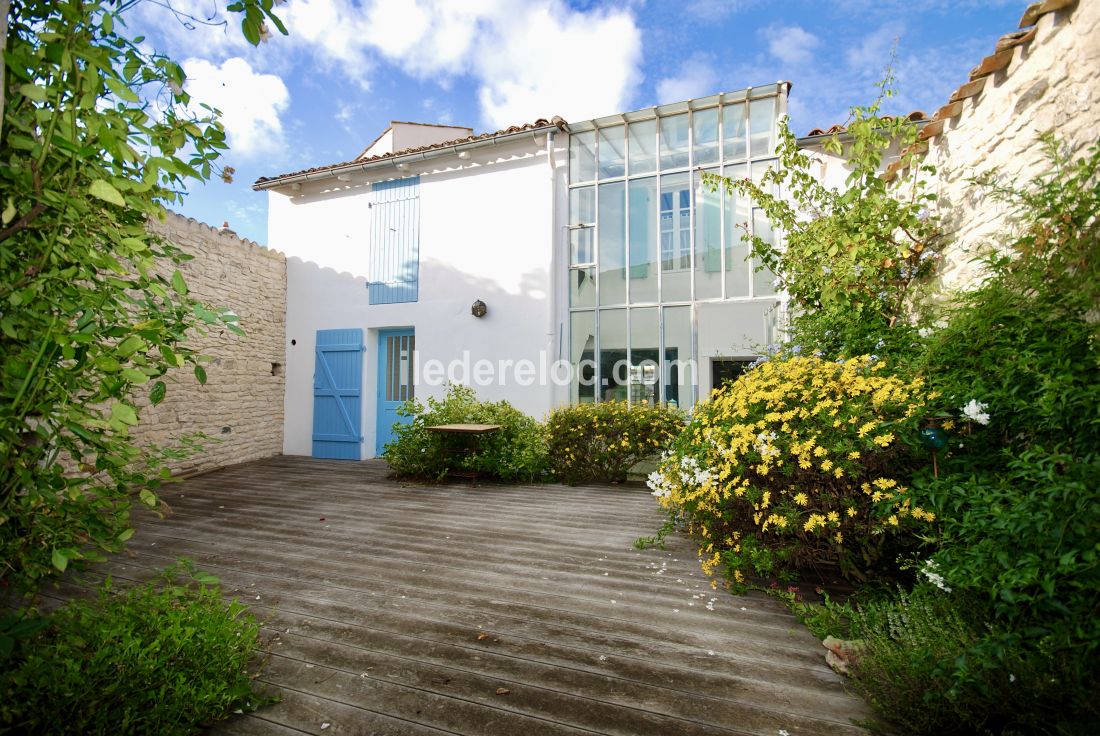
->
xmin=424 ymin=424 xmax=502 ymax=480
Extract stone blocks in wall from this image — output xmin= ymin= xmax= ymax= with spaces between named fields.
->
xmin=138 ymin=212 xmax=287 ymax=476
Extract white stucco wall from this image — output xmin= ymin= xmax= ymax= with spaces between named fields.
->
xmin=269 ymin=134 xmax=567 ymax=458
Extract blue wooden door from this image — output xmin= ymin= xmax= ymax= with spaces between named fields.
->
xmin=376 ymin=329 xmax=415 ymax=456
xmin=312 ymin=329 xmax=363 ymax=460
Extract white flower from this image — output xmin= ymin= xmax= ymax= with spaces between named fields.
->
xmin=920 ymin=559 xmax=952 ymax=593
xmin=960 ymin=399 xmax=990 ymax=425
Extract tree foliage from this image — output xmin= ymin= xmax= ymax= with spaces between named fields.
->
xmin=0 ymin=0 xmax=284 ymax=594
xmin=704 ymin=79 xmax=943 ymax=359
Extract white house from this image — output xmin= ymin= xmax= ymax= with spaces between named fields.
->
xmin=257 ymin=83 xmax=790 ymax=460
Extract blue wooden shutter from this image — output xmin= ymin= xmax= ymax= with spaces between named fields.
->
xmin=312 ymin=329 xmax=363 ymax=460
xmin=368 ymin=177 xmax=420 ymax=304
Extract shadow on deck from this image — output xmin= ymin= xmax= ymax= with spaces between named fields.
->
xmin=47 ymin=456 xmax=869 ymax=735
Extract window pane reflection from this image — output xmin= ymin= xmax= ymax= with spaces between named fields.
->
xmin=660 ymin=172 xmax=691 ymax=302
xmin=663 ymin=305 xmax=692 ymax=409
xmin=723 ymin=103 xmax=746 ymax=161
xmin=629 ymin=120 xmax=657 ymax=175
xmin=598 ymin=181 xmax=626 ymax=305
xmin=694 ymin=169 xmax=722 ymax=299
xmin=659 ymin=114 xmax=689 ymax=170
xmin=570 ymin=311 xmax=596 ymax=403
xmin=598 ymin=126 xmax=625 ymax=179
xmin=598 ymin=309 xmax=627 ymax=402
xmin=628 ymin=177 xmax=658 ymax=303
xmin=570 ymin=131 xmax=596 ymax=182
xmin=693 ymin=107 xmax=719 ymax=166
xmin=629 ymin=307 xmax=659 ymax=405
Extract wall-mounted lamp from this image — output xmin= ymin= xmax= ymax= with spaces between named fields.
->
xmin=457 ymin=151 xmax=471 ymax=160
xmin=471 ymin=300 xmax=488 ymax=318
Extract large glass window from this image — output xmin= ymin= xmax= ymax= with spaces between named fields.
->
xmin=693 ymin=107 xmax=719 ymax=166
xmin=722 ymin=102 xmax=747 ymax=161
xmin=723 ymin=163 xmax=751 ymax=297
xmin=749 ymin=97 xmax=776 ymax=159
xmin=663 ymin=305 xmax=692 ymax=408
xmin=570 ymin=131 xmax=596 ymax=182
xmin=598 ymin=309 xmax=627 ymax=402
xmin=570 ymin=311 xmax=596 ymax=403
xmin=659 ymin=114 xmax=690 ymax=170
xmin=628 ymin=119 xmax=657 ymax=175
xmin=629 ymin=307 xmax=659 ymax=404
xmin=752 ymin=209 xmax=778 ymax=297
xmin=569 ymin=186 xmax=595 ymax=306
xmin=628 ymin=176 xmax=658 ymax=303
xmin=598 ymin=126 xmax=625 ymax=179
xmin=660 ymin=173 xmax=691 ymax=302
xmin=566 ymin=90 xmax=782 ymax=409
xmin=694 ymin=168 xmax=722 ymax=300
xmin=598 ymin=181 xmax=626 ymax=305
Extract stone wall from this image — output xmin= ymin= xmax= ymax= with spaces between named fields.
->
xmin=137 ymin=212 xmax=287 ymax=476
xmin=887 ymin=0 xmax=1098 ymax=292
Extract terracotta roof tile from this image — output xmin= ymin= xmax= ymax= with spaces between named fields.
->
xmin=949 ymin=78 xmax=987 ymax=103
xmin=1020 ymin=0 xmax=1076 ymax=29
xmin=255 ymin=118 xmax=560 ymax=188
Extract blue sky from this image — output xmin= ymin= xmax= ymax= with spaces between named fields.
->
xmin=127 ymin=0 xmax=1025 ymax=244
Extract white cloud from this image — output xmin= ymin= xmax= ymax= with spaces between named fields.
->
xmin=655 ymin=53 xmax=720 ymax=105
xmin=685 ymin=0 xmax=756 ymax=22
xmin=845 ymin=22 xmax=904 ymax=73
xmin=183 ymin=57 xmax=290 ymax=158
xmin=331 ymin=0 xmax=643 ymax=127
xmin=763 ymin=24 xmax=821 ymax=68
xmin=471 ymin=2 xmax=642 ymax=126
xmin=137 ymin=0 xmax=644 ymax=130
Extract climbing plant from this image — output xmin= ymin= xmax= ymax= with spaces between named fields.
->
xmin=704 ymin=77 xmax=943 ymax=360
xmin=0 ymin=0 xmax=285 ymax=594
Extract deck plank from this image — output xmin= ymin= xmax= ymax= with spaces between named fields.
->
xmin=74 ymin=457 xmax=871 ymax=735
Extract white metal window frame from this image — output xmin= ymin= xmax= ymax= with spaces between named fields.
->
xmin=565 ymin=84 xmax=788 ymax=408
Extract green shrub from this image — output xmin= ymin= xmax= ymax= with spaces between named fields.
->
xmin=384 ymin=384 xmax=546 ymax=481
xmin=886 ymin=140 xmax=1100 ymax=731
xmin=649 ymin=355 xmax=932 ymax=587
xmin=847 ymin=584 xmax=1098 ymax=735
xmin=1 ymin=561 xmax=269 ymax=735
xmin=545 ymin=401 xmax=684 ymax=484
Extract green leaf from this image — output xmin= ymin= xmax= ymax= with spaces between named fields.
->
xmin=111 ymin=402 xmax=139 ymax=426
xmin=51 ymin=549 xmax=69 ymax=572
xmin=139 ymin=489 xmax=157 ymax=508
xmin=170 ymin=270 xmax=188 ymax=295
xmin=116 ymin=335 xmax=145 ymax=358
xmin=160 ymin=345 xmax=182 ymax=367
xmin=88 ymin=179 xmax=126 ymax=207
xmin=1 ymin=198 xmax=14 ymax=225
xmin=18 ymin=83 xmax=47 ymax=102
xmin=149 ymin=380 xmax=167 ymax=405
xmin=194 ymin=364 xmax=207 ymax=385
xmin=117 ymin=528 xmax=135 ymax=542
xmin=121 ymin=368 xmax=149 ymax=384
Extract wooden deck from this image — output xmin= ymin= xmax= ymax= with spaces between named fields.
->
xmin=49 ymin=456 xmax=869 ymax=735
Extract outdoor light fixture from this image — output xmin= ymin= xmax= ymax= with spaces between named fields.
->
xmin=458 ymin=151 xmax=471 ymax=160
xmin=471 ymin=300 xmax=488 ymax=318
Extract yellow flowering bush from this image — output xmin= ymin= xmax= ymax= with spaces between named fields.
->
xmin=546 ymin=401 xmax=684 ymax=484
xmin=649 ymin=355 xmax=932 ymax=586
